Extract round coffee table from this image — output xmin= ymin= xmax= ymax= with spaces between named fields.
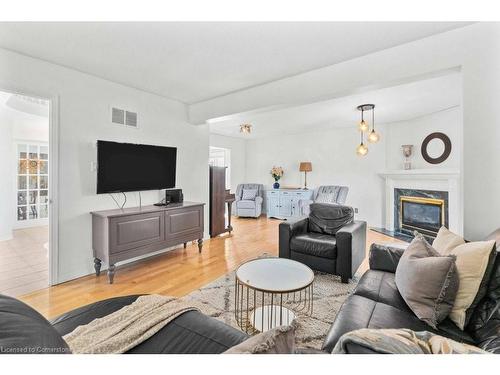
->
xmin=234 ymin=257 xmax=314 ymax=334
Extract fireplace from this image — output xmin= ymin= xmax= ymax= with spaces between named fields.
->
xmin=394 ymin=188 xmax=449 ymax=239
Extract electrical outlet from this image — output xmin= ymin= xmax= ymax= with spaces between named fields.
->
xmin=354 ymin=208 xmax=359 ymax=213
xmin=90 ymin=161 xmax=97 ymax=172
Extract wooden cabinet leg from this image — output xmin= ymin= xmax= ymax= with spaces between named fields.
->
xmin=183 ymin=242 xmax=187 ymax=249
xmin=197 ymin=239 xmax=203 ymax=253
xmin=108 ymin=264 xmax=116 ymax=284
xmin=227 ymin=201 xmax=233 ymax=233
xmin=94 ymin=258 xmax=102 ymax=276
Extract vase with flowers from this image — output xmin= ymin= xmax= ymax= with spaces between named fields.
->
xmin=270 ymin=166 xmax=284 ymax=189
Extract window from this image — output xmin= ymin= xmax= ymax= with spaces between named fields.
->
xmin=209 ymin=146 xmax=231 ymax=189
xmin=16 ymin=143 xmax=49 ymax=223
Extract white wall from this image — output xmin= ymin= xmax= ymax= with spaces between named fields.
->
xmin=245 ymin=126 xmax=387 ymax=227
xmin=385 ymin=107 xmax=461 ymax=170
xmin=0 ymin=102 xmax=50 ymax=238
xmin=0 ymin=110 xmax=13 ymax=240
xmin=243 ymin=107 xmax=462 ymax=228
xmin=193 ymin=23 xmax=500 ymax=240
xmin=209 ymin=133 xmax=246 ymax=190
xmin=0 ymin=47 xmax=210 ymax=283
xmin=10 ymin=111 xmax=49 ymax=142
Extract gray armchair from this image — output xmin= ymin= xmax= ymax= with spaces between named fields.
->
xmin=299 ymin=185 xmax=349 ymax=216
xmin=234 ymin=183 xmax=264 ymax=218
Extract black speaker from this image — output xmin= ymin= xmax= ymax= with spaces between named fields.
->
xmin=165 ymin=189 xmax=183 ymax=204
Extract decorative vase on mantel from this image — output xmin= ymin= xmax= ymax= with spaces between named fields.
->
xmin=401 ymin=145 xmax=413 ymax=170
xmin=270 ymin=166 xmax=284 ymax=190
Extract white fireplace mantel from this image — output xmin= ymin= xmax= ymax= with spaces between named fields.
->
xmin=377 ymin=169 xmax=463 ymax=235
xmin=378 ymin=169 xmax=460 ymax=178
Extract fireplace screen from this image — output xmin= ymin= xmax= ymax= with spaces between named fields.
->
xmin=399 ymin=196 xmax=445 ymax=236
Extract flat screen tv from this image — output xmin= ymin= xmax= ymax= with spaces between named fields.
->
xmin=97 ymin=140 xmax=177 ymax=194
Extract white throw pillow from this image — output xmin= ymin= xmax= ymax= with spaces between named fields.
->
xmin=241 ymin=189 xmax=258 ymax=201
xmin=432 ymin=227 xmax=465 ymax=254
xmin=432 ymin=227 xmax=495 ymax=330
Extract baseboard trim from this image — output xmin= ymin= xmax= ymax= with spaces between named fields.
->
xmin=0 ymin=232 xmax=13 ymax=241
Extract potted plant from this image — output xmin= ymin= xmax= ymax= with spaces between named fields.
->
xmin=270 ymin=166 xmax=284 ymax=189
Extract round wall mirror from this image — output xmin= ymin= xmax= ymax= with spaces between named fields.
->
xmin=421 ymin=132 xmax=452 ymax=164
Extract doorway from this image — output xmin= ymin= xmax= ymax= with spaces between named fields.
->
xmin=0 ymin=90 xmax=54 ymax=297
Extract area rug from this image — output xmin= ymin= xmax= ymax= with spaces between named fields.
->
xmin=180 ymin=269 xmax=358 ymax=349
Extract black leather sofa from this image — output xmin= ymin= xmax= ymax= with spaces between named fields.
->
xmin=2 ymin=229 xmax=499 ymax=354
xmin=0 ymin=294 xmax=248 ymax=354
xmin=321 ymin=236 xmax=500 ymax=354
xmin=279 ymin=204 xmax=366 ymax=283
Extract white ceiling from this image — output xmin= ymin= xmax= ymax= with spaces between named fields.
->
xmin=0 ymin=22 xmax=470 ymax=104
xmin=208 ymin=72 xmax=462 ymax=139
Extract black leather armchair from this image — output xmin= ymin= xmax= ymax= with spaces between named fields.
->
xmin=279 ymin=204 xmax=366 ymax=283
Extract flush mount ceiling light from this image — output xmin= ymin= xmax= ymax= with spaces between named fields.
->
xmin=356 ymin=104 xmax=380 ymax=156
xmin=240 ymin=124 xmax=252 ymax=134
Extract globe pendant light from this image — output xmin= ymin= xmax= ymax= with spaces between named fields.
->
xmin=356 ymin=104 xmax=380 ymax=155
xmin=358 ymin=107 xmax=369 ymax=132
xmin=356 ymin=130 xmax=368 ymax=156
xmin=367 ymin=104 xmax=380 ymax=143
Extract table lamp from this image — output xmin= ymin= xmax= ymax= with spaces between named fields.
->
xmin=299 ymin=162 xmax=312 ymax=190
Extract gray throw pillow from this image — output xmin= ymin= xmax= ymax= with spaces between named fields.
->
xmin=395 ymin=236 xmax=459 ymax=329
xmin=223 ymin=322 xmax=296 ymax=354
xmin=308 ymin=204 xmax=353 ymax=235
xmin=241 ymin=189 xmax=258 ymax=201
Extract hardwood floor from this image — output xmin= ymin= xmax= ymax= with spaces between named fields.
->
xmin=19 ymin=216 xmax=402 ymax=319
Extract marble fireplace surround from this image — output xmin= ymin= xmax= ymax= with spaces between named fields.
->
xmin=378 ymin=169 xmax=463 ymax=236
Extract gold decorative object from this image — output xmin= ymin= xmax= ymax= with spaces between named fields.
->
xmin=29 ymin=159 xmax=39 ymax=174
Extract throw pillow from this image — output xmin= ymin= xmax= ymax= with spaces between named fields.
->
xmin=241 ymin=189 xmax=258 ymax=201
xmin=395 ymin=236 xmax=459 ymax=329
xmin=439 ymin=239 xmax=496 ymax=330
xmin=432 ymin=226 xmax=466 ymax=254
xmin=223 ymin=322 xmax=296 ymax=354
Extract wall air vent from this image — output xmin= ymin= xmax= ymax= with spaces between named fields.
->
xmin=125 ymin=111 xmax=138 ymax=127
xmin=111 ymin=107 xmax=138 ymax=128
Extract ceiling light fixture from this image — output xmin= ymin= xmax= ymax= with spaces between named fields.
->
xmin=358 ymin=106 xmax=369 ymax=132
xmin=367 ymin=104 xmax=380 ymax=143
xmin=356 ymin=104 xmax=380 ymax=155
xmin=240 ymin=124 xmax=252 ymax=134
xmin=356 ymin=131 xmax=368 ymax=156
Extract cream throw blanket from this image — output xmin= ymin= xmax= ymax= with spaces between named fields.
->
xmin=332 ymin=328 xmax=488 ymax=354
xmin=64 ymin=295 xmax=200 ymax=354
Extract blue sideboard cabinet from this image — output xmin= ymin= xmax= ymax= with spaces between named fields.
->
xmin=266 ymin=189 xmax=314 ymax=219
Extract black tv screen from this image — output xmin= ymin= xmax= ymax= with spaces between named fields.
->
xmin=97 ymin=140 xmax=177 ymax=194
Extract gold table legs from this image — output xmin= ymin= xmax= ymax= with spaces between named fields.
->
xmin=234 ymin=277 xmax=313 ymax=334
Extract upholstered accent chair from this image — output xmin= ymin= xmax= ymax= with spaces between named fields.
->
xmin=279 ymin=203 xmax=366 ymax=283
xmin=299 ymin=185 xmax=349 ymax=216
xmin=234 ymin=183 xmax=264 ymax=218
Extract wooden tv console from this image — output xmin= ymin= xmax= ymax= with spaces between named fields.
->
xmin=91 ymin=201 xmax=205 ymax=284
